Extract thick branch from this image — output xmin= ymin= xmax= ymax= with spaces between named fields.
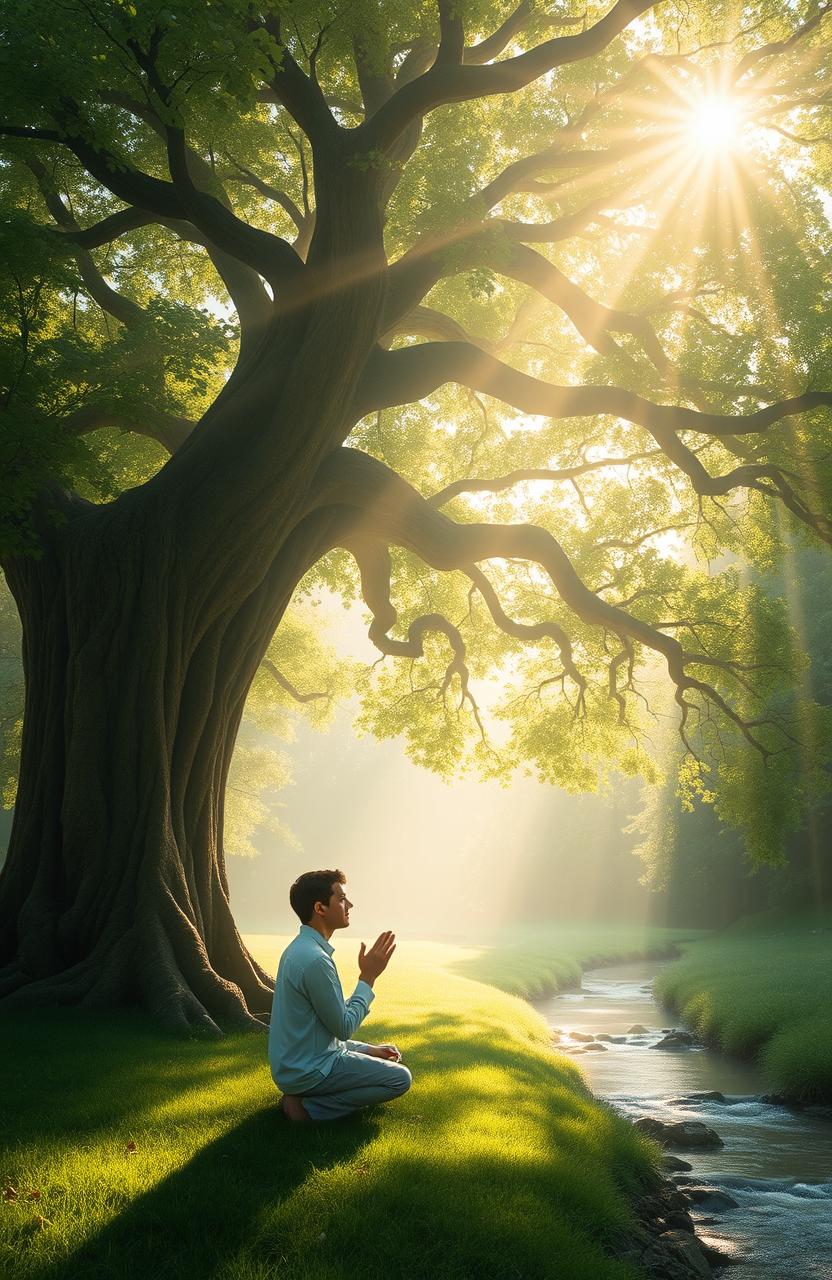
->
xmin=356 ymin=344 xmax=832 ymax=542
xmin=437 ymin=1 xmax=465 ymax=66
xmin=60 ymin=404 xmax=194 ymax=454
xmin=734 ymin=2 xmax=832 ymax=81
xmin=163 ymin=123 xmax=301 ymax=294
xmin=356 ymin=342 xmax=832 ymax=440
xmin=102 ymin=94 xmax=274 ymax=330
xmin=5 ymin=108 xmax=300 ymax=298
xmin=23 ymin=156 xmax=144 ymax=329
xmin=312 ymin=447 xmax=776 ymax=750
xmin=360 ymin=0 xmax=656 ymax=153
xmin=344 ymin=536 xmax=476 ymax=707
xmin=485 ymin=241 xmax=670 ymax=368
xmin=259 ymin=16 xmax=339 ymax=146
xmin=56 ymin=207 xmax=158 ymax=249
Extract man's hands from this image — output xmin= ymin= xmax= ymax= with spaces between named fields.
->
xmin=366 ymin=1043 xmax=402 ymax=1062
xmin=358 ymin=931 xmax=396 ymax=986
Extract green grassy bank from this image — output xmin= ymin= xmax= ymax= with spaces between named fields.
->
xmin=454 ymin=924 xmax=704 ymax=1000
xmin=1 ymin=937 xmax=658 ymax=1280
xmin=654 ymin=912 xmax=832 ymax=1102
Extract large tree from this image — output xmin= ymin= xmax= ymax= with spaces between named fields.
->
xmin=1 ymin=0 xmax=831 ymax=1033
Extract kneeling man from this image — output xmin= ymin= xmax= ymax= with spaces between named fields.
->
xmin=268 ymin=868 xmax=411 ymax=1122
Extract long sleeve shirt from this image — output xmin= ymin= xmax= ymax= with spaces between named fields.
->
xmin=268 ymin=924 xmax=375 ymax=1093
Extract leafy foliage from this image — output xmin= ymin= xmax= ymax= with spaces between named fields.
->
xmin=2 ymin=0 xmax=832 ymax=867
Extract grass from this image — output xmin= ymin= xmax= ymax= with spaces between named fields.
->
xmin=452 ymin=923 xmax=705 ymax=1000
xmin=654 ymin=911 xmax=832 ymax=1102
xmin=1 ymin=936 xmax=659 ymax=1280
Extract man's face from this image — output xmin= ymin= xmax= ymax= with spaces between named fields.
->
xmin=316 ymin=882 xmax=353 ymax=931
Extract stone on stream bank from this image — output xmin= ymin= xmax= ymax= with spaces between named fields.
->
xmin=633 ymin=1117 xmax=725 ymax=1149
xmin=652 ymin=1031 xmax=699 ymax=1050
xmin=683 ymin=1188 xmax=740 ymax=1211
xmin=612 ymin=1176 xmax=732 ymax=1278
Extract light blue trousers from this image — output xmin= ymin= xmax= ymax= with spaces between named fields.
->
xmin=301 ymin=1049 xmax=412 ymax=1121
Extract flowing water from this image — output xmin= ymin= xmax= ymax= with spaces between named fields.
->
xmin=534 ymin=961 xmax=832 ymax=1279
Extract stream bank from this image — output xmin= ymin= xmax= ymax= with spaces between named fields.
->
xmin=536 ymin=960 xmax=832 ymax=1279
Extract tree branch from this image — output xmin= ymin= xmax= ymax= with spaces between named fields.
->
xmin=734 ymin=2 xmax=832 ymax=81
xmin=5 ymin=96 xmax=301 ymax=298
xmin=382 ymin=162 xmax=653 ymax=332
xmin=428 ymin=453 xmax=662 ymax=507
xmin=22 ymin=156 xmax=144 ymax=330
xmin=360 ymin=0 xmax=656 ymax=153
xmin=95 ymin=91 xmax=273 ymax=330
xmin=258 ymin=15 xmax=339 ymax=146
xmin=343 ymin=535 xmax=478 ymax=712
xmin=261 ymin=658 xmax=330 ymax=704
xmin=60 ymin=405 xmax=194 ymax=453
xmin=312 ymin=447 xmax=779 ymax=752
xmin=55 ymin=207 xmax=158 ymax=249
xmin=356 ymin=342 xmax=832 ymax=440
xmin=464 ymin=1 xmax=537 ymax=64
xmin=436 ymin=0 xmax=465 ymax=66
xmin=355 ymin=343 xmax=832 ymax=541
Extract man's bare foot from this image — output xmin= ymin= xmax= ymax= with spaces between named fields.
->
xmin=280 ymin=1094 xmax=310 ymax=1123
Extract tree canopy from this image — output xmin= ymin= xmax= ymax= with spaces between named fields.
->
xmin=3 ymin=0 xmax=832 ymax=867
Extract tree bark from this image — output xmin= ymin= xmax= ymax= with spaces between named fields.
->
xmin=0 ymin=465 xmax=349 ymax=1035
xmin=0 ymin=157 xmax=388 ymax=1033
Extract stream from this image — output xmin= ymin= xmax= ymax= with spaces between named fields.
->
xmin=534 ymin=960 xmax=832 ymax=1279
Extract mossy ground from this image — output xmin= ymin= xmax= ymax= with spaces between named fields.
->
xmin=653 ymin=911 xmax=832 ymax=1101
xmin=1 ymin=936 xmax=658 ymax=1280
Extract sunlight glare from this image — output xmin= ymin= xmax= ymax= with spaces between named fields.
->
xmin=689 ymin=95 xmax=743 ymax=152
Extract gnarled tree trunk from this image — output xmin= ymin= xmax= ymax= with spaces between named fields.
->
xmin=0 ymin=207 xmax=385 ymax=1031
xmin=0 ymin=479 xmax=342 ymax=1033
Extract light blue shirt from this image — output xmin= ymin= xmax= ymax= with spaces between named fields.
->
xmin=268 ymin=924 xmax=375 ymax=1092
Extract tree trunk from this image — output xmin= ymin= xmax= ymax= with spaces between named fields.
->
xmin=0 ymin=483 xmax=339 ymax=1035
xmin=1 ymin=169 xmax=387 ymax=1032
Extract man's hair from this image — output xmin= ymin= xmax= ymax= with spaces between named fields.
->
xmin=289 ymin=869 xmax=346 ymax=924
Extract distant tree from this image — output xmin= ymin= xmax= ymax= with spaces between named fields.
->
xmin=632 ymin=546 xmax=832 ymax=920
xmin=1 ymin=0 xmax=831 ymax=1032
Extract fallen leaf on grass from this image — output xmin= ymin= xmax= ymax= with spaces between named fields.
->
xmin=125 ymin=1141 xmax=137 ymax=1155
xmin=27 ymin=1190 xmax=41 ymax=1201
xmin=2 ymin=1185 xmax=18 ymax=1202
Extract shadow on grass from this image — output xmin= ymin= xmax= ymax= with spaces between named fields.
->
xmin=3 ymin=1006 xmax=653 ymax=1280
xmin=1 ymin=1010 xmax=376 ymax=1280
xmin=39 ymin=1107 xmax=378 ymax=1280
xmin=1 ymin=1010 xmax=269 ymax=1143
